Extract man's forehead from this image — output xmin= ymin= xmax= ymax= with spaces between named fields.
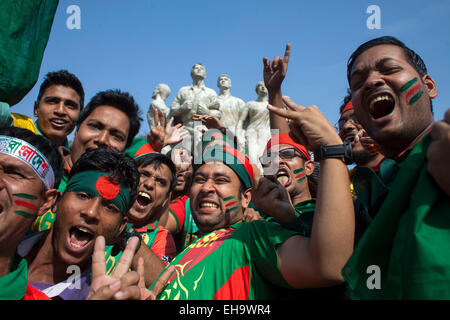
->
xmin=197 ymin=161 xmax=235 ymax=176
xmin=339 ymin=109 xmax=354 ymax=120
xmin=140 ymin=162 xmax=171 ymax=176
xmin=0 ymin=153 xmax=39 ymax=176
xmin=350 ymin=44 xmax=407 ymax=76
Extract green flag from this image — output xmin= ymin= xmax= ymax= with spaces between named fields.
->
xmin=0 ymin=0 xmax=59 ymax=106
xmin=342 ymin=134 xmax=450 ymax=299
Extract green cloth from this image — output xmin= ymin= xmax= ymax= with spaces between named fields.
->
xmin=0 ymin=102 xmax=13 ymax=128
xmin=0 ymin=255 xmax=28 ymax=300
xmin=65 ymin=170 xmax=131 ymax=214
xmin=0 ymin=0 xmax=59 ymax=106
xmin=178 ymin=198 xmax=199 ymax=251
xmin=152 ymin=221 xmax=298 ymax=300
xmin=103 ymin=223 xmax=159 ymax=275
xmin=342 ymin=134 xmax=450 ymax=299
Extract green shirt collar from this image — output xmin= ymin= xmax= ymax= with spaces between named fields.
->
xmin=0 ymin=254 xmax=28 ymax=300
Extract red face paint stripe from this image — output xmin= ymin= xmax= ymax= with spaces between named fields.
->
xmin=405 ymin=83 xmax=421 ymax=101
xmin=14 ymin=200 xmax=38 ymax=211
xmin=295 ymin=172 xmax=305 ymax=180
xmin=225 ymin=201 xmax=238 ymax=208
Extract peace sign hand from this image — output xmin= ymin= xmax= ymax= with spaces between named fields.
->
xmin=87 ymin=236 xmax=141 ymax=300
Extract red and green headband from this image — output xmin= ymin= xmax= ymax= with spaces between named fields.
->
xmin=196 ymin=145 xmax=254 ymax=189
xmin=65 ymin=170 xmax=131 ymax=214
xmin=265 ymin=134 xmax=310 ymax=161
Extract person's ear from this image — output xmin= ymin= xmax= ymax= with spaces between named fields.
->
xmin=118 ymin=215 xmax=128 ymax=236
xmin=304 ymin=160 xmax=315 ymax=176
xmin=38 ymin=188 xmax=59 ymax=216
xmin=33 ymin=101 xmax=40 ymax=118
xmin=422 ymin=74 xmax=438 ymax=100
xmin=240 ymin=187 xmax=252 ymax=210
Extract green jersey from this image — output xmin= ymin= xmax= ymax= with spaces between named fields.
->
xmin=153 ymin=220 xmax=298 ymax=300
xmin=342 ymin=132 xmax=450 ymax=299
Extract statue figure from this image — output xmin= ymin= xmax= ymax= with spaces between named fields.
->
xmin=237 ymin=81 xmax=270 ymax=168
xmin=169 ymin=63 xmax=217 ymax=148
xmin=147 ymin=83 xmax=170 ymax=129
xmin=210 ymin=74 xmax=245 ymax=135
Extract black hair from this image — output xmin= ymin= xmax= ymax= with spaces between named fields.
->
xmin=0 ymin=127 xmax=63 ymax=189
xmin=347 ymin=36 xmax=428 ymax=82
xmin=339 ymin=89 xmax=353 ymax=114
xmin=135 ymin=152 xmax=177 ymax=192
xmin=37 ymin=70 xmax=85 ymax=110
xmin=78 ymin=90 xmax=142 ymax=149
xmin=68 ymin=147 xmax=139 ymax=213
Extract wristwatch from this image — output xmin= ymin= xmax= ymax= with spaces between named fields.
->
xmin=314 ymin=140 xmax=352 ymax=163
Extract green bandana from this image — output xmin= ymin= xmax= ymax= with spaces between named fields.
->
xmin=66 ymin=170 xmax=131 ymax=214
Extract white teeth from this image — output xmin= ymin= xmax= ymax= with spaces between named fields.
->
xmin=71 ymin=242 xmax=82 ymax=248
xmin=200 ymin=202 xmax=218 ymax=209
xmin=52 ymin=119 xmax=66 ymax=124
xmin=77 ymin=227 xmax=90 ymax=234
xmin=370 ymin=95 xmax=392 ymax=109
xmin=138 ymin=192 xmax=151 ymax=199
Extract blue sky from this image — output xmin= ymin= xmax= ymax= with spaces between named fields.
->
xmin=13 ymin=0 xmax=450 ymax=140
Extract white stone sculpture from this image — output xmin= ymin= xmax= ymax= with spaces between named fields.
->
xmin=237 ymin=81 xmax=270 ymax=168
xmin=147 ymin=83 xmax=171 ymax=129
xmin=211 ymin=74 xmax=245 ymax=135
xmin=169 ymin=63 xmax=217 ymax=148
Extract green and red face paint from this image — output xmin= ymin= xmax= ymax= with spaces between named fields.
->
xmin=13 ymin=193 xmax=39 ymax=219
xmin=223 ymin=195 xmax=239 ymax=214
xmin=293 ymin=168 xmax=306 ymax=183
xmin=400 ymin=77 xmax=423 ymax=106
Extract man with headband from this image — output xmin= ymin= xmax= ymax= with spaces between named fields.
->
xmin=149 ymin=106 xmax=355 ymax=300
xmin=17 ymin=148 xmax=144 ymax=299
xmin=0 ymin=127 xmax=62 ymax=299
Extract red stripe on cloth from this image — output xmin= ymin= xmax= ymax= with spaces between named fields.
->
xmin=221 ymin=146 xmax=253 ymax=182
xmin=22 ymin=284 xmax=51 ymax=300
xmin=213 ymin=265 xmax=251 ymax=300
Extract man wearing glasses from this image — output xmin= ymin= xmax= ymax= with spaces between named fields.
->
xmin=259 ymin=134 xmax=316 ymax=237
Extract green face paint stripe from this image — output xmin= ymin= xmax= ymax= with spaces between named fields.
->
xmin=408 ymin=90 xmax=423 ymax=106
xmin=14 ymin=210 xmax=34 ymax=219
xmin=297 ymin=176 xmax=306 ymax=183
xmin=223 ymin=196 xmax=235 ymax=202
xmin=293 ymin=168 xmax=304 ymax=174
xmin=400 ymin=77 xmax=418 ymax=92
xmin=12 ymin=193 xmax=38 ymax=200
xmin=225 ymin=206 xmax=238 ymax=214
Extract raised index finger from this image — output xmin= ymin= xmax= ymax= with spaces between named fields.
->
xmin=283 ymin=43 xmax=291 ymax=63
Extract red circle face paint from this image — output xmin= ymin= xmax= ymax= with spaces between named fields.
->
xmin=96 ymin=176 xmax=121 ymax=200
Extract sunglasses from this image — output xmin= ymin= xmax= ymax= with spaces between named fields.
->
xmin=259 ymin=147 xmax=306 ymax=168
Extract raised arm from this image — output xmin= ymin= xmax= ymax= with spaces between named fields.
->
xmin=263 ymin=43 xmax=291 ymax=135
xmin=260 ymin=99 xmax=354 ymax=288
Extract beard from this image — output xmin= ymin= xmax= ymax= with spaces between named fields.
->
xmin=351 ymin=149 xmax=374 ymax=166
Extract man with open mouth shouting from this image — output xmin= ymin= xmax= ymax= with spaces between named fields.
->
xmin=149 ymin=100 xmax=354 ymax=299
xmin=103 ymin=152 xmax=178 ymax=288
xmin=17 ymin=148 xmax=139 ymax=300
xmin=342 ymin=36 xmax=450 ymax=299
xmin=0 ymin=127 xmax=62 ymax=300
